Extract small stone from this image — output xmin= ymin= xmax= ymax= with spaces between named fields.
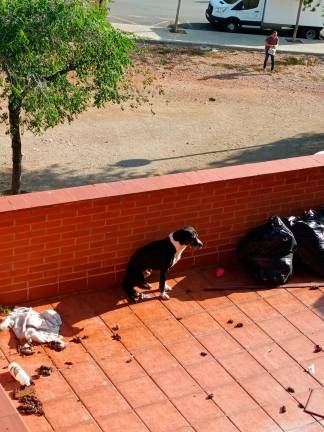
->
xmin=64 ymin=362 xmax=73 ymax=366
xmin=286 ymin=387 xmax=295 ymax=393
xmin=298 ymin=403 xmax=304 ymax=409
xmin=200 ymin=352 xmax=208 ymax=357
xmin=175 ymin=317 xmax=183 ymax=321
xmin=112 ymin=333 xmax=121 ymax=341
xmin=227 ymin=319 xmax=234 ymax=324
xmin=206 ymin=393 xmax=214 ymax=400
xmin=234 ymin=323 xmax=243 ymax=328
xmin=314 ymin=344 xmax=322 ymax=353
xmin=209 ymin=97 xmax=216 ymax=102
xmin=279 ymin=405 xmax=286 ymax=414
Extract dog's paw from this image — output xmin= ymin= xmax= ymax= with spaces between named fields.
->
xmin=164 ymin=284 xmax=173 ymax=292
xmin=160 ymin=291 xmax=170 ymax=300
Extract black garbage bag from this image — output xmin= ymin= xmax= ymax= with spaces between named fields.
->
xmin=286 ymin=208 xmax=324 ymax=277
xmin=237 ymin=216 xmax=297 ymax=285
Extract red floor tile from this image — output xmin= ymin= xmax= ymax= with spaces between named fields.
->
xmin=197 ymin=329 xmax=243 ymax=359
xmin=117 ymin=376 xmax=167 ymax=408
xmin=249 ymin=342 xmax=297 ymax=371
xmin=263 ymin=397 xmax=316 ymax=431
xmin=100 ymin=305 xmax=144 ymax=330
xmin=238 ymin=298 xmax=280 ymax=322
xmin=129 ymin=299 xmax=172 ymax=323
xmin=218 ymin=350 xmax=266 ymax=380
xmin=0 ymin=414 xmax=30 ymax=432
xmin=228 ymin=323 xmax=272 ymax=349
xmin=259 ymin=316 xmax=301 ymax=342
xmin=280 ymin=335 xmax=321 ymax=363
xmin=98 ymin=352 xmax=146 ymax=385
xmin=96 ymin=410 xmax=149 ymax=432
xmin=240 ymin=373 xmax=291 ymax=406
xmin=61 ymin=358 xmax=112 ymax=394
xmin=195 ymin=415 xmax=240 ymax=432
xmin=151 ymin=367 xmax=201 ymax=399
xmin=209 ymin=303 xmax=253 ymax=328
xmin=162 ymin=294 xmax=204 ymax=318
xmin=211 ymin=381 xmax=258 ymax=415
xmin=121 ymin=324 xmax=161 ymax=351
xmin=147 ymin=318 xmax=191 ymax=346
xmin=230 ymin=407 xmax=283 ymax=432
xmin=132 ymin=345 xmax=179 ymax=375
xmin=171 ymin=391 xmax=223 ymax=428
xmin=43 ymin=396 xmax=94 ymax=430
xmin=195 ymin=291 xmax=232 ymax=311
xmin=266 ymin=292 xmax=308 ymax=315
xmin=80 ymin=385 xmax=130 ymax=417
xmin=167 ymin=337 xmax=210 ymax=366
xmin=179 ymin=312 xmax=221 ymax=337
xmin=33 ymin=368 xmax=76 ymax=402
xmin=61 ymin=420 xmax=102 ymax=432
xmin=185 ymin=359 xmax=234 ymax=392
xmin=135 ymin=400 xmax=190 ymax=432
xmin=22 ymin=414 xmax=54 ymax=432
xmin=228 ymin=290 xmax=261 ymax=305
xmin=285 ymin=310 xmax=324 ymax=336
xmin=290 ymin=423 xmax=324 ymax=432
xmin=271 ymin=364 xmax=320 ymax=395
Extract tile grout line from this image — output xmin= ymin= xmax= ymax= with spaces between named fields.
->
xmin=196 ymin=279 xmax=324 ymax=427
xmin=126 ymin=282 xmax=285 ymax=431
xmin=198 ymin=272 xmax=324 ymax=426
xmin=88 ymin=302 xmax=196 ymax=432
xmin=181 ymin=272 xmax=324 ymax=429
xmin=156 ymin=279 xmax=291 ymax=432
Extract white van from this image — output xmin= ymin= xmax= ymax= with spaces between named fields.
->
xmin=206 ymin=0 xmax=324 ymax=39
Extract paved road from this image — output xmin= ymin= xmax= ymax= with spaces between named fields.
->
xmin=109 ymin=0 xmax=208 ymax=26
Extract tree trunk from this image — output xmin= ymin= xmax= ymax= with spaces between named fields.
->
xmin=8 ymin=97 xmax=22 ymax=195
xmin=292 ymin=0 xmax=303 ymax=40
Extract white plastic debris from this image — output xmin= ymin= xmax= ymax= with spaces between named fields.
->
xmin=8 ymin=362 xmax=32 ymax=386
xmin=0 ymin=307 xmax=65 ymax=346
xmin=306 ymin=364 xmax=316 ymax=375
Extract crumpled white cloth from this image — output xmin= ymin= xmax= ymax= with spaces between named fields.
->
xmin=0 ymin=307 xmax=64 ymax=345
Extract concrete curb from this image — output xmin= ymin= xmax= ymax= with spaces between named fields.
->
xmin=136 ymin=36 xmax=324 ymax=57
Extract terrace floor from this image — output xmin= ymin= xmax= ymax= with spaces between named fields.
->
xmin=1 ymin=266 xmax=324 ymax=432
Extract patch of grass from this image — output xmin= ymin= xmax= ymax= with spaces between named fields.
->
xmin=280 ymin=55 xmax=319 ymax=66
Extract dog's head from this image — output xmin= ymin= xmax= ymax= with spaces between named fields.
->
xmin=173 ymin=227 xmax=203 ymax=248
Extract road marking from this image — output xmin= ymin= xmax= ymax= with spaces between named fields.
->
xmin=153 ymin=19 xmax=171 ymax=26
xmin=109 ymin=14 xmax=138 ymax=24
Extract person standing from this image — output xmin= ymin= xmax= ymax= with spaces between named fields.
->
xmin=263 ymin=31 xmax=279 ymax=72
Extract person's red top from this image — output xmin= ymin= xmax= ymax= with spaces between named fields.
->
xmin=266 ymin=36 xmax=279 ymax=46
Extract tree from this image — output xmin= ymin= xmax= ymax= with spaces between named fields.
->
xmin=0 ymin=0 xmax=136 ymax=194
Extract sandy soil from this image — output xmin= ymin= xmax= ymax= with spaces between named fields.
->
xmin=1 ymin=46 xmax=324 ymax=193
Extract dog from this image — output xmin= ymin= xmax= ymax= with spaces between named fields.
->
xmin=123 ymin=227 xmax=203 ymax=302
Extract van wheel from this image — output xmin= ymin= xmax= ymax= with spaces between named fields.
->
xmin=225 ymin=19 xmax=239 ymax=33
xmin=302 ymin=27 xmax=319 ymax=40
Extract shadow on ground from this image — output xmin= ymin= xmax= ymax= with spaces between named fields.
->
xmin=1 ymin=132 xmax=323 ymax=193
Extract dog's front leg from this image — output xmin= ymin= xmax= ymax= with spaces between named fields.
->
xmin=159 ymin=269 xmax=170 ymax=300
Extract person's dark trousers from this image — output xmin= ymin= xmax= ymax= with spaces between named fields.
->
xmin=263 ymin=49 xmax=275 ymax=71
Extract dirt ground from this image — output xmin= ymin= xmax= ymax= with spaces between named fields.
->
xmin=1 ymin=46 xmax=324 ymax=193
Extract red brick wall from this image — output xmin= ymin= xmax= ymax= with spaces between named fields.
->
xmin=0 ymin=155 xmax=323 ymax=303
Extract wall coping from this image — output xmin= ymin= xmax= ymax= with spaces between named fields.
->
xmin=1 ymin=155 xmax=323 ymax=213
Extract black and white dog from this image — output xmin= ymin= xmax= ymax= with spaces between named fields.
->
xmin=123 ymin=227 xmax=203 ymax=302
